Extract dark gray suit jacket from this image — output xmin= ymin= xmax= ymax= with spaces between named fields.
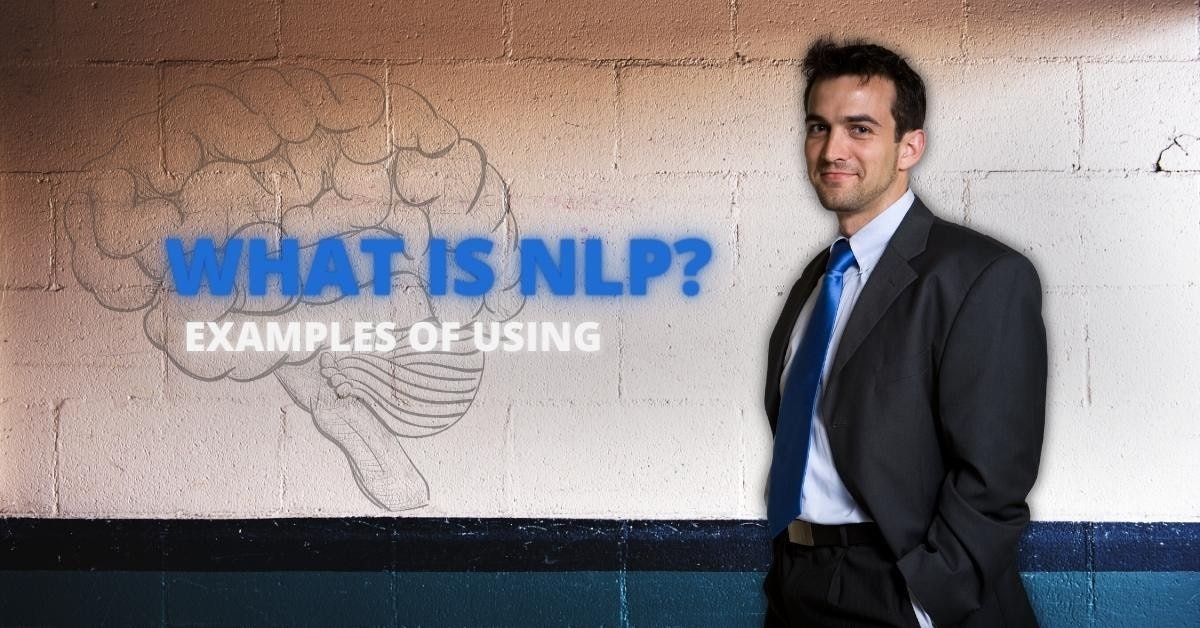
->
xmin=764 ymin=196 xmax=1047 ymax=627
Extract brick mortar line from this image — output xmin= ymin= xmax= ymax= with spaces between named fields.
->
xmin=2 ymin=168 xmax=1180 ymax=180
xmin=729 ymin=0 xmax=739 ymax=59
xmin=503 ymin=402 xmax=515 ymax=517
xmin=502 ymin=0 xmax=514 ymax=59
xmin=6 ymin=282 xmax=1195 ymax=296
xmin=960 ymin=0 xmax=970 ymax=57
xmin=44 ymin=175 xmax=59 ymax=290
xmin=1075 ymin=61 xmax=1085 ymax=172
xmin=613 ymin=64 xmax=624 ymax=177
xmin=1 ymin=169 xmax=1196 ymax=184
xmin=273 ymin=0 xmax=283 ymax=60
xmin=13 ymin=54 xmax=1194 ymax=70
xmin=52 ymin=400 xmax=64 ymax=516
xmin=277 ymin=405 xmax=287 ymax=516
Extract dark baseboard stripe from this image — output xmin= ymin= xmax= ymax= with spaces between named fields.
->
xmin=1 ymin=518 xmax=1195 ymax=573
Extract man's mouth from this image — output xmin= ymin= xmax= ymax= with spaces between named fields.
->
xmin=820 ymin=171 xmax=857 ymax=182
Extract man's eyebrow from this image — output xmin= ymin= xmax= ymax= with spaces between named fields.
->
xmin=803 ymin=113 xmax=883 ymax=126
xmin=843 ymin=114 xmax=882 ymax=126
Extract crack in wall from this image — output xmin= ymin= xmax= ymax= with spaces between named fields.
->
xmin=1155 ymin=133 xmax=1200 ymax=172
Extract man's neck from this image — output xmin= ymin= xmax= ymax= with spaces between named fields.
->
xmin=835 ymin=183 xmax=910 ymax=237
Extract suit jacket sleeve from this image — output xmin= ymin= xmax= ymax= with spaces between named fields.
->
xmin=896 ymin=251 xmax=1048 ymax=624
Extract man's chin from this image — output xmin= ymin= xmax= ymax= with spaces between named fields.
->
xmin=815 ymin=191 xmax=860 ymax=214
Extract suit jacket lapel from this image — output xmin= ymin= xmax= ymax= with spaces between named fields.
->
xmin=818 ymin=196 xmax=935 ymax=423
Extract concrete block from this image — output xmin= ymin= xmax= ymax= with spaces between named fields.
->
xmin=0 ymin=291 xmax=154 ymax=366
xmin=0 ymin=1 xmax=53 ymax=61
xmin=509 ymin=401 xmax=741 ymax=516
xmin=966 ymin=0 xmax=1197 ymax=60
xmin=618 ymin=64 xmax=804 ymax=175
xmin=967 ymin=173 xmax=1200 ymax=288
xmin=0 ymin=291 xmax=165 ymax=400
xmin=165 ymin=367 xmax=291 ymax=405
xmin=1081 ymin=62 xmax=1200 ymax=171
xmin=280 ymin=403 xmax=399 ymax=515
xmin=282 ymin=400 xmax=509 ymax=516
xmin=398 ymin=399 xmax=508 ymax=516
xmin=491 ymin=176 xmax=639 ymax=402
xmin=51 ymin=170 xmax=174 ymax=294
xmin=511 ymin=0 xmax=730 ymax=60
xmin=390 ymin=62 xmax=617 ymax=180
xmin=743 ymin=400 xmax=773 ymax=518
xmin=0 ymin=363 xmax=163 ymax=405
xmin=921 ymin=62 xmax=1079 ymax=172
xmin=0 ymin=66 xmax=158 ymax=172
xmin=56 ymin=0 xmax=277 ymax=61
xmin=1039 ymin=398 xmax=1200 ymax=522
xmin=0 ymin=400 xmax=56 ymax=515
xmin=281 ymin=0 xmax=506 ymax=60
xmin=0 ymin=175 xmax=53 ymax=289
xmin=1042 ymin=289 xmax=1089 ymax=410
xmin=736 ymin=0 xmax=963 ymax=61
xmin=159 ymin=62 xmax=393 ymax=229
xmin=617 ymin=64 xmax=719 ymax=174
xmin=58 ymin=398 xmax=282 ymax=516
xmin=730 ymin=64 xmax=806 ymax=175
xmin=480 ymin=298 xmax=621 ymax=403
xmin=735 ymin=174 xmax=836 ymax=289
xmin=1026 ymin=398 xmax=1102 ymax=521
xmin=620 ymin=287 xmax=779 ymax=411
xmin=965 ymin=173 xmax=1085 ymax=288
xmin=1087 ymin=286 xmax=1200 ymax=412
xmin=485 ymin=174 xmax=740 ymax=403
xmin=909 ymin=171 xmax=967 ymax=223
xmin=1074 ymin=175 xmax=1200 ymax=287
xmin=560 ymin=173 xmax=735 ymax=291
xmin=1010 ymin=290 xmax=1090 ymax=519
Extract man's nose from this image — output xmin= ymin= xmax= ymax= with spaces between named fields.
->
xmin=820 ymin=128 xmax=851 ymax=164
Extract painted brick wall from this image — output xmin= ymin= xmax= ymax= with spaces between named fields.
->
xmin=1 ymin=0 xmax=1198 ymax=525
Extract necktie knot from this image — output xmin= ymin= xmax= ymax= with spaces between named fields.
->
xmin=827 ymin=238 xmax=857 ymax=275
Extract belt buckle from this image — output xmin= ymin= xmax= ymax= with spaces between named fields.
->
xmin=787 ymin=520 xmax=814 ymax=546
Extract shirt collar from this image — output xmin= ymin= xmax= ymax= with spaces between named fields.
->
xmin=831 ymin=188 xmax=915 ymax=274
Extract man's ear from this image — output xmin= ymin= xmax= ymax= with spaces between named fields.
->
xmin=897 ymin=128 xmax=926 ymax=171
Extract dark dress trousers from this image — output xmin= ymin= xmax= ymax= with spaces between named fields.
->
xmin=764 ymin=196 xmax=1047 ymax=627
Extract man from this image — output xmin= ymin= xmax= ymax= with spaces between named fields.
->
xmin=762 ymin=40 xmax=1046 ymax=627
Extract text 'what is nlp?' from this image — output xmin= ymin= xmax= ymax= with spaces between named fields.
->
xmin=165 ymin=236 xmax=715 ymax=298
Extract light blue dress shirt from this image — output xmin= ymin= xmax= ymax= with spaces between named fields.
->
xmin=779 ymin=188 xmax=934 ymax=627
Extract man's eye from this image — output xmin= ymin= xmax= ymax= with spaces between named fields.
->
xmin=807 ymin=124 xmax=827 ymax=134
xmin=852 ymin=126 xmax=871 ymax=135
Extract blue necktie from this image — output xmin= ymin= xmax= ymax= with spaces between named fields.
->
xmin=767 ymin=238 xmax=858 ymax=537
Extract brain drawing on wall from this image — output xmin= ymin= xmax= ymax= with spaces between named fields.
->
xmin=61 ymin=67 xmax=524 ymax=510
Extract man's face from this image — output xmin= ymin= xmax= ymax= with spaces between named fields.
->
xmin=803 ymin=75 xmax=907 ymax=217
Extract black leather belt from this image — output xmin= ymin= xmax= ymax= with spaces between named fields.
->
xmin=786 ymin=520 xmax=884 ymax=547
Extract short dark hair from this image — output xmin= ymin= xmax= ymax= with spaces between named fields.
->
xmin=801 ymin=39 xmax=926 ymax=142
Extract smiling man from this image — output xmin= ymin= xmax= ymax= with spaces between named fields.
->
xmin=762 ymin=40 xmax=1047 ymax=627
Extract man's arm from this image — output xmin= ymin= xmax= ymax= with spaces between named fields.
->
xmin=896 ymin=251 xmax=1048 ymax=624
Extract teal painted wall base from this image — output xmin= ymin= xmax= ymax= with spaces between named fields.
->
xmin=2 ymin=570 xmax=1198 ymax=627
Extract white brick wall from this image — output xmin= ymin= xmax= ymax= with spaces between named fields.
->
xmin=1 ymin=1 xmax=1198 ymax=522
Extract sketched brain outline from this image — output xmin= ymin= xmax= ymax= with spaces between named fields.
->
xmin=62 ymin=67 xmax=525 ymax=510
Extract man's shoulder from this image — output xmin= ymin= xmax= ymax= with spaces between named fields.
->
xmin=919 ymin=211 xmax=1036 ymax=281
